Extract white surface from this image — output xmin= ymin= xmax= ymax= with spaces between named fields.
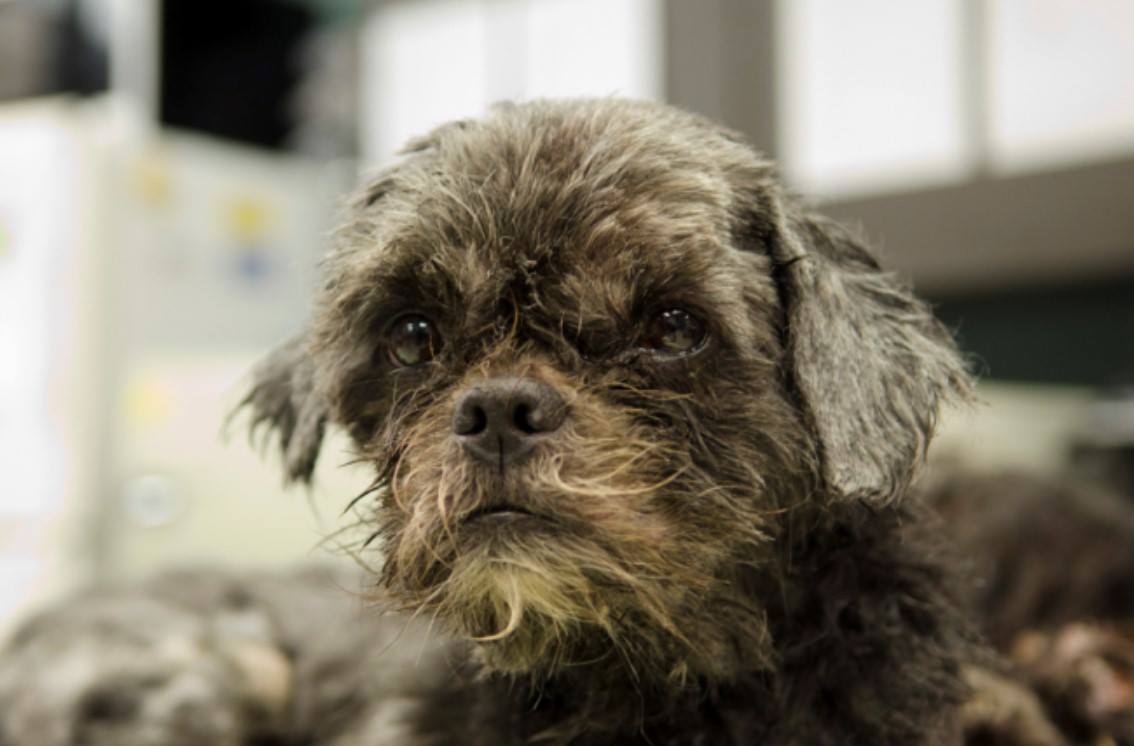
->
xmin=988 ymin=0 xmax=1134 ymax=172
xmin=112 ymin=135 xmax=334 ymax=351
xmin=933 ymin=382 xmax=1092 ymax=475
xmin=102 ymin=131 xmax=359 ymax=577
xmin=778 ymin=0 xmax=1134 ymax=194
xmin=777 ymin=0 xmax=968 ymax=197
xmin=0 ymin=109 xmax=78 ymax=517
xmin=106 ymin=352 xmax=369 ymax=580
xmin=361 ymin=0 xmax=490 ymax=164
xmin=0 ymin=101 xmax=91 ymax=636
xmin=0 ymin=103 xmax=361 ymax=637
xmin=523 ymin=0 xmax=662 ymax=103
xmin=360 ymin=0 xmax=663 ymax=164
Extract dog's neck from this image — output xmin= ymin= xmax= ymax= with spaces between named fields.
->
xmin=448 ymin=500 xmax=971 ymax=745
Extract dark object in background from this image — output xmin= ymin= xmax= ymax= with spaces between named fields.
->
xmin=930 ymin=277 xmax=1134 ymax=389
xmin=1073 ymin=441 xmax=1134 ymax=503
xmin=0 ymin=1 xmax=107 ymax=101
xmin=0 ymin=4 xmax=59 ymax=100
xmin=929 ymin=471 xmax=1134 ymax=647
xmin=160 ymin=0 xmax=313 ymax=149
xmin=56 ymin=1 xmax=109 ymax=96
xmin=1071 ymin=386 xmax=1134 ymax=500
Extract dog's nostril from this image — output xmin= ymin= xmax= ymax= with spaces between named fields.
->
xmin=513 ymin=403 xmax=537 ymax=434
xmin=454 ymin=401 xmax=488 ymax=436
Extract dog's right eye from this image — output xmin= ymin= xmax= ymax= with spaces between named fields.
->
xmin=640 ymin=308 xmax=708 ymax=357
xmin=387 ymin=314 xmax=442 ymax=367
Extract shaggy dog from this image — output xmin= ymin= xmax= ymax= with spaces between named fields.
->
xmin=2 ymin=99 xmax=996 ymax=744
xmin=241 ymin=98 xmax=978 ymax=744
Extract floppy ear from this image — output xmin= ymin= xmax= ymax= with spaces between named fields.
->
xmin=236 ymin=335 xmax=328 ymax=485
xmin=768 ymin=207 xmax=972 ymax=505
xmin=243 ymin=138 xmax=444 ymax=483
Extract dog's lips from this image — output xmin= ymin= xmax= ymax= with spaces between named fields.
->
xmin=463 ymin=504 xmax=544 ymax=524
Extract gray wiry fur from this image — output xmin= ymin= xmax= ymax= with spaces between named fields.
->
xmin=254 ymin=98 xmax=976 ymax=743
xmin=0 ymin=566 xmax=398 ymax=746
xmin=777 ymin=213 xmax=971 ymax=504
xmin=2 ymin=99 xmax=985 ymax=745
xmin=240 ymin=335 xmax=328 ymax=482
xmin=263 ymin=101 xmax=970 ymax=504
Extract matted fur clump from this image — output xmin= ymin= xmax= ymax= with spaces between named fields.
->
xmin=1 ymin=99 xmax=987 ymax=745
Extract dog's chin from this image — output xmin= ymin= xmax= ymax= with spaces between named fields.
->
xmin=434 ymin=537 xmax=613 ymax=675
xmin=382 ymin=463 xmax=772 ymax=679
xmin=434 ymin=540 xmax=773 ymax=683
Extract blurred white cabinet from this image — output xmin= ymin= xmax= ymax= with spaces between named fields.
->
xmin=359 ymin=0 xmax=664 ymax=164
xmin=102 ymin=129 xmax=366 ymax=579
xmin=0 ymin=99 xmax=97 ymax=635
xmin=0 ymin=99 xmax=367 ymax=638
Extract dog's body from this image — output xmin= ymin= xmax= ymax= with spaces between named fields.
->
xmin=928 ymin=471 xmax=1134 ymax=744
xmin=2 ymin=99 xmax=987 ymax=744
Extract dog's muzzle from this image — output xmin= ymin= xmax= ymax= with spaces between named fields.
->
xmin=452 ymin=376 xmax=567 ymax=468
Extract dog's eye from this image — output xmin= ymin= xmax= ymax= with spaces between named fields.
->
xmin=387 ymin=314 xmax=441 ymax=367
xmin=640 ymin=308 xmax=707 ymax=356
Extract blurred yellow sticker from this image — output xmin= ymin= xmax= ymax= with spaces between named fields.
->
xmin=124 ymin=375 xmax=175 ymax=428
xmin=133 ymin=155 xmax=172 ymax=207
xmin=225 ymin=196 xmax=272 ymax=243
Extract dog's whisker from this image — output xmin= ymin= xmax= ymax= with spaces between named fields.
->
xmin=341 ymin=479 xmax=384 ymax=516
xmin=360 ymin=530 xmax=382 ymax=550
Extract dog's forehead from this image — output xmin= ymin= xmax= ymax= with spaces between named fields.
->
xmin=342 ymin=100 xmax=774 ymax=322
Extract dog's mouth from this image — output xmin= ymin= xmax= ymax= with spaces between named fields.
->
xmin=463 ymin=503 xmax=545 ymax=525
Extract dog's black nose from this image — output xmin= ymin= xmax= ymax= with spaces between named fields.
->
xmin=453 ymin=377 xmax=567 ymax=467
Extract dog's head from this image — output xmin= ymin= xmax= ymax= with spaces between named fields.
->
xmin=241 ymin=99 xmax=969 ymax=683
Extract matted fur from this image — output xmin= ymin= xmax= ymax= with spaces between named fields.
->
xmin=236 ymin=99 xmax=981 ymax=744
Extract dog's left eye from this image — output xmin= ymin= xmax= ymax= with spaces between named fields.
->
xmin=640 ymin=308 xmax=708 ymax=356
xmin=387 ymin=314 xmax=442 ymax=367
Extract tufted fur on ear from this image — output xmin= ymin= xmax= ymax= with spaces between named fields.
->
xmin=768 ymin=207 xmax=972 ymax=505
xmin=237 ymin=136 xmax=449 ymax=486
xmin=237 ymin=335 xmax=327 ymax=484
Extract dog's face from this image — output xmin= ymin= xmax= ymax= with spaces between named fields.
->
xmin=242 ymin=99 xmax=969 ymax=683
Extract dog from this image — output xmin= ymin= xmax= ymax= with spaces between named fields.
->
xmin=3 ymin=98 xmax=986 ymax=745
xmin=237 ymin=98 xmax=981 ymax=745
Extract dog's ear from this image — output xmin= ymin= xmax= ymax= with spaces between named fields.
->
xmin=766 ymin=206 xmax=971 ymax=505
xmin=236 ymin=335 xmax=327 ymax=485
xmin=243 ymin=140 xmax=444 ymax=484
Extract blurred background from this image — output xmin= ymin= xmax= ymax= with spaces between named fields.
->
xmin=1 ymin=0 xmax=1133 ymax=638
